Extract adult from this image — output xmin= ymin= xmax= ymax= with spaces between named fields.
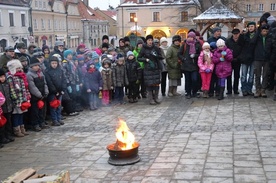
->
xmin=14 ymin=42 xmax=31 ymax=65
xmin=99 ymin=35 xmax=113 ymax=49
xmin=124 ymin=36 xmax=134 ymax=52
xmin=137 ymin=35 xmax=163 ymax=105
xmin=226 ymin=28 xmax=242 ymax=95
xmin=159 ymin=37 xmax=169 ymax=96
xmin=0 ymin=46 xmax=17 ymax=72
xmin=238 ymin=21 xmax=257 ymax=96
xmin=49 ymin=41 xmax=66 ymax=61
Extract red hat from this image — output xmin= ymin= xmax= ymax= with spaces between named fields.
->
xmin=37 ymin=100 xmax=44 ymax=109
xmin=50 ymin=99 xmax=61 ymax=108
xmin=20 ymin=101 xmax=31 ymax=111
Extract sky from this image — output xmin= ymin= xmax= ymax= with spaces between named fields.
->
xmin=89 ymin=0 xmax=121 ymax=10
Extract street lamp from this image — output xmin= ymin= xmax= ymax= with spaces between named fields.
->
xmin=134 ymin=17 xmax=138 ymax=45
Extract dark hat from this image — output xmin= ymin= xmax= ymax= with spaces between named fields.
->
xmin=188 ymin=29 xmax=196 ymax=33
xmin=261 ymin=24 xmax=270 ymax=30
xmin=116 ymin=53 xmax=124 ymax=60
xmin=212 ymin=27 xmax=221 ymax=33
xmin=119 ymin=38 xmax=125 ymax=43
xmin=102 ymin=35 xmax=109 ymax=41
xmin=5 ymin=46 xmax=14 ymax=52
xmin=124 ymin=36 xmax=130 ymax=42
xmin=262 ymin=12 xmax=271 ymax=19
xmin=16 ymin=42 xmax=27 ymax=49
xmin=19 ymin=56 xmax=28 ymax=62
xmin=195 ymin=31 xmax=200 ymax=36
xmin=107 ymin=47 xmax=115 ymax=53
xmin=101 ymin=54 xmax=108 ymax=61
xmin=102 ymin=58 xmax=111 ymax=66
xmin=146 ymin=35 xmax=153 ymax=41
xmin=137 ymin=39 xmax=144 ymax=46
xmin=247 ymin=21 xmax=256 ymax=27
xmin=260 ymin=16 xmax=268 ymax=24
xmin=102 ymin=43 xmax=109 ymax=49
xmin=33 ymin=47 xmax=44 ymax=58
xmin=0 ymin=68 xmax=5 ymax=76
xmin=49 ymin=56 xmax=59 ymax=63
xmin=42 ymin=45 xmax=49 ymax=52
xmin=29 ymin=57 xmax=40 ymax=67
xmin=231 ymin=28 xmax=240 ymax=34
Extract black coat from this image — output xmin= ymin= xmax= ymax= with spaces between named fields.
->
xmin=251 ymin=32 xmax=272 ymax=62
xmin=45 ymin=66 xmax=67 ymax=95
xmin=0 ymin=81 xmax=13 ymax=113
xmin=238 ymin=32 xmax=255 ymax=65
xmin=125 ymin=58 xmax=141 ymax=82
xmin=271 ymin=28 xmax=276 ymax=63
xmin=226 ymin=36 xmax=242 ymax=62
xmin=137 ymin=44 xmax=162 ymax=86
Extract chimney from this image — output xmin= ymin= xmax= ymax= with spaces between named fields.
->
xmin=83 ymin=0 xmax=88 ymax=7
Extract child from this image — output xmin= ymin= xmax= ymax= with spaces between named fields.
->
xmin=212 ymin=39 xmax=233 ymax=100
xmin=0 ymin=68 xmax=14 ymax=143
xmin=125 ymin=51 xmax=141 ymax=103
xmin=27 ymin=57 xmax=49 ymax=131
xmin=198 ymin=42 xmax=214 ymax=98
xmin=101 ymin=59 xmax=113 ymax=106
xmin=19 ymin=56 xmax=29 ymax=73
xmin=84 ymin=63 xmax=103 ymax=110
xmin=6 ymin=59 xmax=31 ymax=136
xmin=45 ymin=56 xmax=67 ymax=126
xmin=112 ymin=55 xmax=128 ymax=104
xmin=0 ymin=91 xmax=6 ymax=147
xmin=42 ymin=45 xmax=50 ymax=69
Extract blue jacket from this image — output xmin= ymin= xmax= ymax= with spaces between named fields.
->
xmin=84 ymin=70 xmax=103 ymax=93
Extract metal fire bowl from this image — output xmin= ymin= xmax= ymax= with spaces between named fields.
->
xmin=107 ymin=142 xmax=140 ymax=166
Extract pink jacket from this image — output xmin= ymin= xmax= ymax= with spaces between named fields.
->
xmin=212 ymin=47 xmax=233 ymax=78
xmin=197 ymin=51 xmax=214 ymax=73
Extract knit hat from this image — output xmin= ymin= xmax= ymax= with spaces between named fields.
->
xmin=127 ymin=51 xmax=134 ymax=58
xmin=216 ymin=39 xmax=225 ymax=47
xmin=5 ymin=46 xmax=14 ymax=52
xmin=16 ymin=42 xmax=27 ymax=49
xmin=202 ymin=42 xmax=210 ymax=49
xmin=137 ymin=39 xmax=144 ymax=46
xmin=107 ymin=47 xmax=115 ymax=53
xmin=146 ymin=35 xmax=153 ymax=41
xmin=247 ymin=21 xmax=256 ymax=27
xmin=117 ymin=53 xmax=124 ymax=61
xmin=212 ymin=27 xmax=221 ymax=33
xmin=231 ymin=28 xmax=240 ymax=34
xmin=124 ymin=36 xmax=130 ymax=42
xmin=102 ymin=35 xmax=109 ymax=41
xmin=102 ymin=43 xmax=109 ymax=49
xmin=91 ymin=52 xmax=99 ymax=61
xmin=101 ymin=54 xmax=108 ymax=61
xmin=19 ymin=56 xmax=28 ymax=62
xmin=77 ymin=43 xmax=86 ymax=49
xmin=188 ymin=29 xmax=196 ymax=33
xmin=210 ymin=42 xmax=217 ymax=49
xmin=187 ymin=32 xmax=196 ymax=39
xmin=7 ymin=59 xmax=23 ymax=74
xmin=77 ymin=55 xmax=85 ymax=62
xmin=102 ymin=58 xmax=111 ymax=67
xmin=119 ymin=38 xmax=125 ymax=43
xmin=49 ymin=56 xmax=59 ymax=63
xmin=29 ymin=57 xmax=40 ymax=67
xmin=63 ymin=50 xmax=73 ymax=58
xmin=55 ymin=41 xmax=64 ymax=46
xmin=0 ymin=68 xmax=5 ymax=76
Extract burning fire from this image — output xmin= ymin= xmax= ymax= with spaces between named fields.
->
xmin=115 ymin=119 xmax=135 ymax=150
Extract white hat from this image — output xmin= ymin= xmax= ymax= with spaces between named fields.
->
xmin=216 ymin=39 xmax=225 ymax=47
xmin=7 ymin=59 xmax=23 ymax=75
xmin=160 ymin=37 xmax=168 ymax=44
xmin=202 ymin=42 xmax=210 ymax=49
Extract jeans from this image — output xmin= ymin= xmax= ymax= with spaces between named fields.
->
xmin=184 ymin=71 xmax=198 ymax=95
xmin=254 ymin=61 xmax=270 ymax=90
xmin=88 ymin=93 xmax=99 ymax=109
xmin=227 ymin=61 xmax=241 ymax=92
xmin=114 ymin=87 xmax=124 ymax=103
xmin=12 ymin=114 xmax=24 ymax=127
xmin=161 ymin=72 xmax=167 ymax=95
xmin=200 ymin=72 xmax=212 ymax=91
xmin=241 ymin=63 xmax=254 ymax=92
xmin=48 ymin=94 xmax=62 ymax=122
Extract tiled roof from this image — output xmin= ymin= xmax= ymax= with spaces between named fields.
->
xmin=78 ymin=1 xmax=106 ymax=21
xmin=0 ymin=0 xmax=29 ymax=6
xmin=101 ymin=10 xmax=117 ymax=19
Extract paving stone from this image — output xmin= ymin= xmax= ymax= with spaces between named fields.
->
xmin=202 ymin=177 xmax=234 ymax=183
xmin=203 ymin=169 xmax=233 ymax=177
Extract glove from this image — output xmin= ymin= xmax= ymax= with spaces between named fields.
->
xmin=220 ymin=57 xmax=225 ymax=62
xmin=205 ymin=69 xmax=211 ymax=73
xmin=56 ymin=92 xmax=60 ymax=96
xmin=111 ymin=86 xmax=114 ymax=90
xmin=190 ymin=54 xmax=195 ymax=58
xmin=67 ymin=86 xmax=72 ymax=93
xmin=87 ymin=89 xmax=91 ymax=93
xmin=61 ymin=91 xmax=64 ymax=95
xmin=136 ymin=80 xmax=140 ymax=84
xmin=221 ymin=51 xmax=227 ymax=56
xmin=99 ymin=87 xmax=102 ymax=90
xmin=76 ymin=85 xmax=80 ymax=92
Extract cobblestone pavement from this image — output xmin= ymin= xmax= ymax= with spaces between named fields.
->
xmin=1 ymin=92 xmax=276 ymax=183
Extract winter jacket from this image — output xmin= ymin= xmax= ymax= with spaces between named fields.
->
xmin=178 ymin=41 xmax=202 ymax=72
xmin=0 ymin=53 xmax=15 ymax=72
xmin=101 ymin=68 xmax=113 ymax=90
xmin=45 ymin=66 xmax=67 ymax=95
xmin=14 ymin=49 xmax=31 ymax=65
xmin=197 ymin=51 xmax=214 ymax=73
xmin=0 ymin=81 xmax=13 ymax=113
xmin=137 ymin=43 xmax=163 ymax=86
xmin=125 ymin=58 xmax=142 ymax=83
xmin=207 ymin=36 xmax=227 ymax=44
xmin=160 ymin=45 xmax=169 ymax=71
xmin=84 ymin=70 xmax=103 ymax=93
xmin=133 ymin=47 xmax=143 ymax=68
xmin=112 ymin=64 xmax=129 ymax=87
xmin=238 ymin=31 xmax=255 ymax=65
xmin=166 ymin=44 xmax=182 ymax=80
xmin=62 ymin=59 xmax=80 ymax=85
xmin=27 ymin=68 xmax=49 ymax=101
xmin=212 ymin=47 xmax=233 ymax=78
xmin=251 ymin=32 xmax=272 ymax=62
xmin=49 ymin=46 xmax=67 ymax=61
xmin=271 ymin=27 xmax=276 ymax=64
xmin=226 ymin=36 xmax=242 ymax=62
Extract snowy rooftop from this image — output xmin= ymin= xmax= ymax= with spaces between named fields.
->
xmin=193 ymin=0 xmax=243 ymax=23
xmin=119 ymin=0 xmax=200 ymax=7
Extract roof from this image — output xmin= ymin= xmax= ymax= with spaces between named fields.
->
xmin=78 ymin=1 xmax=106 ymax=21
xmin=0 ymin=0 xmax=30 ymax=7
xmin=100 ymin=10 xmax=117 ymax=21
xmin=193 ymin=0 xmax=243 ymax=23
xmin=119 ymin=0 xmax=197 ymax=7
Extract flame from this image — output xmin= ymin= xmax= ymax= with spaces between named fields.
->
xmin=115 ymin=119 xmax=135 ymax=150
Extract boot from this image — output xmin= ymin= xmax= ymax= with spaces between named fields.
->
xmin=13 ymin=126 xmax=24 ymax=137
xmin=254 ymin=89 xmax=261 ymax=98
xmin=261 ymin=89 xmax=267 ymax=98
xmin=153 ymin=89 xmax=162 ymax=104
xmin=168 ymin=87 xmax=173 ymax=97
xmin=218 ymin=87 xmax=225 ymax=100
xmin=20 ymin=125 xmax=29 ymax=135
xmin=206 ymin=90 xmax=209 ymax=98
xmin=149 ymin=91 xmax=156 ymax=105
xmin=172 ymin=87 xmax=181 ymax=96
xmin=202 ymin=90 xmax=207 ymax=98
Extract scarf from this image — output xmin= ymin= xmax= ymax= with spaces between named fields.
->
xmin=88 ymin=67 xmax=95 ymax=73
xmin=186 ymin=39 xmax=196 ymax=54
xmin=13 ymin=71 xmax=29 ymax=89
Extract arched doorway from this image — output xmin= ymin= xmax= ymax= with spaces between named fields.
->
xmin=0 ymin=39 xmax=7 ymax=53
xmin=126 ymin=31 xmax=142 ymax=37
xmin=150 ymin=30 xmax=167 ymax=40
xmin=176 ymin=28 xmax=189 ymax=41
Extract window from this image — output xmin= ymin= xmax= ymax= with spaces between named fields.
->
xmin=48 ymin=19 xmax=51 ymax=29
xmin=41 ymin=19 xmax=45 ymax=29
xmin=39 ymin=1 xmax=42 ymax=8
xmin=180 ymin=11 xmax=188 ymax=22
xmin=271 ymin=3 xmax=276 ymax=11
xmin=43 ymin=2 xmax=46 ymax=8
xmin=21 ymin=14 xmax=26 ymax=26
xmin=246 ymin=4 xmax=251 ymax=12
xmin=258 ymin=4 xmax=263 ymax=11
xmin=130 ymin=13 xmax=136 ymax=22
xmin=35 ymin=0 xmax=38 ymax=7
xmin=153 ymin=12 xmax=160 ymax=22
xmin=153 ymin=0 xmax=160 ymax=2
xmin=34 ymin=19 xmax=37 ymax=29
xmin=9 ymin=13 xmax=14 ymax=26
xmin=138 ymin=0 xmax=144 ymax=3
